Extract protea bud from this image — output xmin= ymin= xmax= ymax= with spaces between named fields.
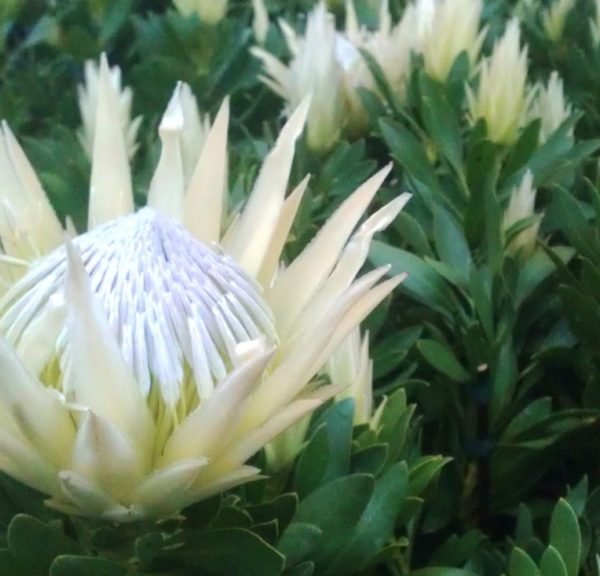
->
xmin=502 ymin=170 xmax=540 ymax=256
xmin=422 ymin=0 xmax=486 ymax=82
xmin=530 ymin=71 xmax=572 ymax=143
xmin=467 ymin=18 xmax=535 ymax=146
xmin=0 ymin=56 xmax=408 ymax=521
xmin=542 ymin=0 xmax=576 ymax=43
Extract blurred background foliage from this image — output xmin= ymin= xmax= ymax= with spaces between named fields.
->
xmin=2 ymin=0 xmax=600 ymax=574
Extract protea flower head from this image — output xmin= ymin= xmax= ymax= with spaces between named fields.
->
xmin=252 ymin=0 xmax=433 ymax=150
xmin=421 ymin=0 xmax=486 ymax=82
xmin=0 ymin=55 xmax=408 ymax=521
xmin=502 ymin=170 xmax=540 ymax=256
xmin=542 ymin=0 xmax=576 ymax=43
xmin=530 ymin=71 xmax=572 ymax=143
xmin=467 ymin=18 xmax=535 ymax=146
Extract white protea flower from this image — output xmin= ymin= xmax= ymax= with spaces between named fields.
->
xmin=530 ymin=71 xmax=572 ymax=143
xmin=542 ymin=0 xmax=576 ymax=42
xmin=422 ymin=0 xmax=486 ymax=82
xmin=173 ymin=0 xmax=228 ymax=24
xmin=78 ymin=59 xmax=142 ymax=160
xmin=345 ymin=0 xmax=434 ymax=99
xmin=467 ymin=18 xmax=535 ymax=145
xmin=502 ymin=170 xmax=540 ymax=255
xmin=0 ymin=56 xmax=408 ymax=521
xmin=252 ymin=2 xmax=345 ymax=152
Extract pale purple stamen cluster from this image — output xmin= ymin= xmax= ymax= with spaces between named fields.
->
xmin=0 ymin=208 xmax=275 ymax=407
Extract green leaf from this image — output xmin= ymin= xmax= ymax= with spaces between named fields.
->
xmin=50 ymin=556 xmax=127 ymax=576
xmin=294 ymin=426 xmax=330 ymax=498
xmin=278 ymin=523 xmax=322 ymax=567
xmin=7 ymin=515 xmax=82 ymax=576
xmin=409 ymin=456 xmax=452 ymax=497
xmin=540 ymin=546 xmax=568 ymax=576
xmin=322 ymin=462 xmax=409 ymax=574
xmin=410 ymin=569 xmax=477 ymax=576
xmin=490 ymin=337 xmax=517 ymax=426
xmin=417 ymin=339 xmax=470 ymax=383
xmin=370 ymin=241 xmax=453 ymax=315
xmin=168 ymin=528 xmax=285 ymax=576
xmin=0 ymin=550 xmax=20 ymax=576
xmin=549 ymin=499 xmax=580 ymax=576
xmin=508 ymin=547 xmax=540 ymax=576
xmin=380 ymin=118 xmax=441 ymax=207
xmin=433 ymin=204 xmax=471 ymax=283
xmin=292 ymin=474 xmax=374 ymax=567
xmin=419 ymin=73 xmax=463 ymax=174
xmin=351 ymin=444 xmax=389 ymax=475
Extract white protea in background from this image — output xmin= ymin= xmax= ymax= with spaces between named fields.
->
xmin=252 ymin=2 xmax=345 ymax=152
xmin=0 ymin=56 xmax=408 ymax=521
xmin=502 ymin=170 xmax=540 ymax=256
xmin=78 ymin=59 xmax=142 ymax=160
xmin=253 ymin=0 xmax=433 ymax=150
xmin=421 ymin=0 xmax=486 ymax=82
xmin=173 ymin=0 xmax=228 ymax=24
xmin=467 ymin=18 xmax=535 ymax=146
xmin=542 ymin=0 xmax=576 ymax=42
xmin=530 ymin=71 xmax=572 ymax=143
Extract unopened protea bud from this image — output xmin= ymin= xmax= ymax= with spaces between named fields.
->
xmin=542 ymin=0 xmax=576 ymax=42
xmin=0 ymin=56 xmax=408 ymax=521
xmin=253 ymin=2 xmax=345 ymax=152
xmin=422 ymin=0 xmax=486 ymax=82
xmin=502 ymin=170 xmax=540 ymax=256
xmin=530 ymin=71 xmax=572 ymax=143
xmin=467 ymin=19 xmax=535 ymax=145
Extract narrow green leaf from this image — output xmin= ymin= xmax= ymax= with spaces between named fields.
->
xmin=417 ymin=339 xmax=470 ymax=383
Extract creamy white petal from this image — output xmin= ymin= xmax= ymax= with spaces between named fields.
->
xmin=71 ymin=411 xmax=144 ymax=502
xmin=0 ymin=431 xmax=60 ymax=495
xmin=57 ymin=470 xmax=121 ymax=517
xmin=257 ymin=175 xmax=309 ymax=288
xmin=184 ymin=98 xmax=230 ymax=244
xmin=88 ymin=54 xmax=134 ymax=229
xmin=132 ymin=458 xmax=209 ymax=515
xmin=0 ymin=124 xmax=63 ymax=255
xmin=147 ymin=84 xmax=186 ymax=220
xmin=0 ymin=337 xmax=74 ymax=469
xmin=223 ymin=97 xmax=310 ymax=277
xmin=65 ymin=241 xmax=154 ymax=455
xmin=268 ymin=164 xmax=392 ymax=338
xmin=160 ymin=344 xmax=274 ymax=466
xmin=189 ymin=465 xmax=262 ymax=501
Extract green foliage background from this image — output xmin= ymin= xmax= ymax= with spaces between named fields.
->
xmin=1 ymin=0 xmax=600 ymax=574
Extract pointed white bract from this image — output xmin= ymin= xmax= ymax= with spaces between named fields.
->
xmin=252 ymin=0 xmax=442 ymax=149
xmin=87 ymin=55 xmax=135 ymax=229
xmin=0 ymin=57 xmax=409 ymax=521
xmin=78 ymin=58 xmax=141 ymax=161
xmin=252 ymin=0 xmax=269 ymax=44
xmin=422 ymin=0 xmax=486 ymax=82
xmin=502 ymin=170 xmax=540 ymax=256
xmin=530 ymin=71 xmax=572 ymax=143
xmin=467 ymin=19 xmax=535 ymax=145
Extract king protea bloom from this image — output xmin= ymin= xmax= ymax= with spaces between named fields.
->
xmin=0 ymin=56 xmax=408 ymax=521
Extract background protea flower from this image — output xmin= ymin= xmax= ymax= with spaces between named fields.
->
xmin=0 ymin=55 xmax=408 ymax=521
